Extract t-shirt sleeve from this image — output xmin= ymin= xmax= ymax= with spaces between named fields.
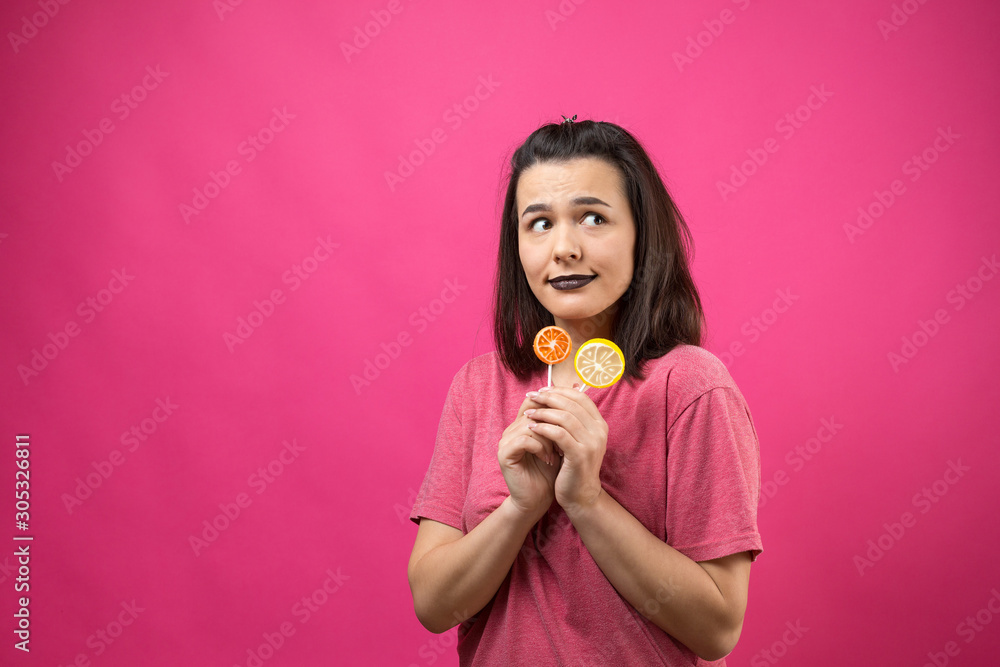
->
xmin=665 ymin=386 xmax=763 ymax=563
xmin=409 ymin=368 xmax=468 ymax=531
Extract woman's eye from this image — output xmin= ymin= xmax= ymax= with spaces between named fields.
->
xmin=529 ymin=218 xmax=551 ymax=232
xmin=582 ymin=212 xmax=606 ymax=226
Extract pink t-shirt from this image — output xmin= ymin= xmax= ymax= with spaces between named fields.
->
xmin=410 ymin=344 xmax=763 ymax=666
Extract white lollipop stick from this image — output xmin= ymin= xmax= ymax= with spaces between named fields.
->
xmin=547 ymin=364 xmax=552 ymax=388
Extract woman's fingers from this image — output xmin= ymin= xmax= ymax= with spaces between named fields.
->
xmin=517 ymin=392 xmax=546 ymax=414
xmin=520 ymin=432 xmax=557 ymax=467
xmin=523 ymin=408 xmax=585 ymax=446
xmin=499 ymin=399 xmax=558 ymax=466
xmin=520 ymin=430 xmax=559 ymax=467
xmin=525 ymin=390 xmax=591 ymax=429
xmin=532 ymin=388 xmax=607 ymax=437
xmin=528 ymin=388 xmax=598 ymax=426
xmin=515 ymin=395 xmax=559 ymax=459
xmin=523 ymin=404 xmax=584 ymax=429
xmin=526 ymin=419 xmax=576 ymax=453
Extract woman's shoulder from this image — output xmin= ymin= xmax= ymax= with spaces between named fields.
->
xmin=640 ymin=344 xmax=741 ymax=399
xmin=636 ymin=345 xmax=754 ymax=431
xmin=438 ymin=350 xmax=531 ymax=424
xmin=445 ymin=349 xmax=524 ymax=395
xmin=451 ymin=349 xmax=505 ymax=381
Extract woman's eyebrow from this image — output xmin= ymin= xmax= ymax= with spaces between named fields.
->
xmin=520 ymin=196 xmax=612 ymax=219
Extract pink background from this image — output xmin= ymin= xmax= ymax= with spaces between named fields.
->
xmin=2 ymin=0 xmax=999 ymax=665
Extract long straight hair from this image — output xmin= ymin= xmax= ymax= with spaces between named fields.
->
xmin=493 ymin=119 xmax=705 ymax=383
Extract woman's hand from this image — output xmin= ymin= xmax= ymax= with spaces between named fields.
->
xmin=523 ymin=385 xmax=608 ymax=513
xmin=497 ymin=393 xmax=561 ymax=523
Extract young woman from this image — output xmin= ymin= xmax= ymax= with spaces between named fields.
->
xmin=408 ymin=118 xmax=763 ymax=666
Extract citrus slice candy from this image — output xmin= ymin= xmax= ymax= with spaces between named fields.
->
xmin=533 ymin=326 xmax=572 ymax=365
xmin=574 ymin=338 xmax=625 ymax=388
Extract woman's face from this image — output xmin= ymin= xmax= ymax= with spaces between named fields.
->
xmin=516 ymin=157 xmax=636 ymax=340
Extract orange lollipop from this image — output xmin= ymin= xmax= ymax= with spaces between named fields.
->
xmin=533 ymin=326 xmax=572 ymax=386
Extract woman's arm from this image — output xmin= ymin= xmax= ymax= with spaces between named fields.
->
xmin=407 ymin=499 xmax=541 ymax=633
xmin=408 ymin=393 xmax=559 ymax=633
xmin=564 ymin=492 xmax=751 ymax=661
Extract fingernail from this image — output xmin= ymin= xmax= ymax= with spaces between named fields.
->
xmin=538 ymin=386 xmax=552 ymax=392
xmin=523 ymin=409 xmax=535 ymax=417
xmin=526 ymin=391 xmax=539 ymax=399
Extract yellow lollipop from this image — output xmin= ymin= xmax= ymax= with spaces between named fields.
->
xmin=574 ymin=338 xmax=625 ymax=389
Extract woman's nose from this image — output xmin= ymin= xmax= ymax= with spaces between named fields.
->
xmin=551 ymin=221 xmax=580 ymax=262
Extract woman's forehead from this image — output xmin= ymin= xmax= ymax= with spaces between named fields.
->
xmin=517 ymin=158 xmax=625 ymax=206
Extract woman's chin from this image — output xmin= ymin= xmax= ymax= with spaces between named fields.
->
xmin=547 ymin=310 xmax=605 ymax=324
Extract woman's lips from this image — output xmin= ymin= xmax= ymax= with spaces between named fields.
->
xmin=549 ymin=275 xmax=596 ymax=291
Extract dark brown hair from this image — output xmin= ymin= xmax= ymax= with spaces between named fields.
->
xmin=492 ymin=119 xmax=705 ymax=383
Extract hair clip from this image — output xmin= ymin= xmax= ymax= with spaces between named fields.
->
xmin=561 ymin=114 xmax=577 ymax=124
